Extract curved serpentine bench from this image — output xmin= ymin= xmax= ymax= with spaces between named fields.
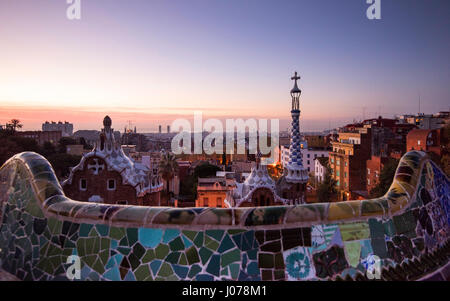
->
xmin=0 ymin=151 xmax=448 ymax=281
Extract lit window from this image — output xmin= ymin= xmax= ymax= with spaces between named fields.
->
xmin=368 ymin=179 xmax=371 ymax=185
xmin=367 ymin=169 xmax=370 ymax=175
xmin=80 ymin=179 xmax=87 ymax=191
xmin=107 ymin=179 xmax=116 ymax=191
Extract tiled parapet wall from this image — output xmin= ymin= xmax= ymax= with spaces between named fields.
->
xmin=0 ymin=151 xmax=448 ymax=281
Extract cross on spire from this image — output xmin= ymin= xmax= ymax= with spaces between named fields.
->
xmin=291 ymin=71 xmax=300 ymax=83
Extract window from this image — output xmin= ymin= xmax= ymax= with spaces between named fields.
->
xmin=107 ymin=179 xmax=116 ymax=191
xmin=80 ymin=179 xmax=87 ymax=191
xmin=203 ymin=197 xmax=209 ymax=206
xmin=331 ymin=158 xmax=334 ymax=163
xmin=418 ymin=140 xmax=421 ymax=145
xmin=307 ymin=167 xmax=310 ymax=172
xmin=336 ymin=159 xmax=340 ymax=166
xmin=336 ymin=171 xmax=340 ymax=177
xmin=367 ymin=168 xmax=371 ymax=175
xmin=345 ymin=161 xmax=347 ymax=167
xmin=307 ymin=154 xmax=310 ymax=158
xmin=314 ymin=154 xmax=317 ymax=158
xmin=307 ymin=160 xmax=310 ymax=165
xmin=337 ymin=180 xmax=340 ymax=186
xmin=345 ymin=182 xmax=348 ymax=188
xmin=368 ymin=179 xmax=371 ymax=185
xmin=344 ymin=172 xmax=347 ymax=178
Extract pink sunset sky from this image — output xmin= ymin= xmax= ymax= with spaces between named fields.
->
xmin=1 ymin=0 xmax=449 ymax=132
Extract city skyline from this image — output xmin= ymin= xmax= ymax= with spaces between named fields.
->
xmin=1 ymin=0 xmax=449 ymax=132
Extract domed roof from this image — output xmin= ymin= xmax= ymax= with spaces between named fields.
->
xmin=103 ymin=115 xmax=112 ymax=127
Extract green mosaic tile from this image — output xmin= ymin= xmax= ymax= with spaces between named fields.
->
xmin=93 ymin=238 xmax=101 ymax=254
xmin=135 ymin=265 xmax=151 ymax=281
xmin=199 ymin=247 xmax=213 ymax=265
xmin=179 ymin=253 xmax=188 ymax=265
xmin=127 ymin=228 xmax=138 ymax=246
xmin=84 ymin=254 xmax=97 ymax=267
xmin=205 ymin=237 xmax=220 ymax=251
xmin=229 ymin=263 xmax=240 ymax=279
xmin=186 ymin=246 xmax=200 ymax=265
xmin=155 ymin=244 xmax=170 ymax=259
xmin=79 ymin=224 xmax=93 ymax=238
xmin=92 ymin=258 xmax=106 ymax=274
xmin=95 ymin=224 xmax=109 ymax=236
xmin=182 ymin=230 xmax=197 ymax=242
xmin=119 ymin=236 xmax=129 ymax=247
xmin=221 ymin=249 xmax=240 ymax=267
xmin=89 ymin=227 xmax=99 ymax=237
xmin=166 ymin=274 xmax=179 ymax=281
xmin=142 ymin=249 xmax=155 ymax=263
xmin=100 ymin=238 xmax=110 ymax=250
xmin=221 ymin=267 xmax=229 ymax=276
xmin=166 ymin=252 xmax=181 ymax=264
xmin=24 ymin=198 xmax=44 ymax=218
xmin=110 ymin=227 xmax=126 ymax=240
xmin=117 ymin=247 xmax=131 ymax=255
xmin=157 ymin=262 xmax=174 ymax=277
xmin=99 ymin=250 xmax=109 ymax=266
xmin=169 ymin=237 xmax=185 ymax=251
xmin=133 ymin=243 xmax=146 ymax=259
xmin=188 ymin=264 xmax=202 ymax=278
xmin=193 ymin=232 xmax=204 ymax=248
xmin=228 ymin=229 xmax=247 ymax=235
xmin=206 ymin=230 xmax=224 ymax=241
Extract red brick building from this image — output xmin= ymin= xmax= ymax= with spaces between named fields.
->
xmin=407 ymin=129 xmax=443 ymax=157
xmin=366 ymin=155 xmax=389 ymax=193
xmin=62 ymin=116 xmax=163 ymax=206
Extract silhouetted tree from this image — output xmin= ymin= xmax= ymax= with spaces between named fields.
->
xmin=317 ymin=165 xmax=337 ymax=202
xmin=7 ymin=119 xmax=23 ymax=132
xmin=369 ymin=158 xmax=400 ymax=198
xmin=159 ymin=152 xmax=179 ymax=201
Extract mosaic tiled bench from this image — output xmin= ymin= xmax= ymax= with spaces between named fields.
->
xmin=0 ymin=151 xmax=448 ymax=281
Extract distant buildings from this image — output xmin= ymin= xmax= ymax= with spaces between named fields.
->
xmin=196 ymin=177 xmax=230 ymax=208
xmin=42 ymin=121 xmax=73 ymax=137
xmin=397 ymin=112 xmax=449 ymax=130
xmin=15 ymin=131 xmax=62 ymax=146
xmin=314 ymin=157 xmax=329 ymax=185
xmin=329 ymin=127 xmax=372 ymax=200
xmin=366 ymin=155 xmax=389 ymax=193
xmin=407 ymin=129 xmax=443 ymax=157
xmin=62 ymin=116 xmax=163 ymax=206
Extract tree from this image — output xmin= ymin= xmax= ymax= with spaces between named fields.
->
xmin=158 ymin=152 xmax=179 ymax=202
xmin=58 ymin=137 xmax=77 ymax=153
xmin=7 ymin=119 xmax=23 ymax=132
xmin=317 ymin=165 xmax=337 ymax=202
xmin=369 ymin=158 xmax=400 ymax=198
xmin=46 ymin=153 xmax=81 ymax=179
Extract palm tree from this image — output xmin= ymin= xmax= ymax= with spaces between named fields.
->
xmin=158 ymin=151 xmax=179 ymax=204
xmin=7 ymin=119 xmax=23 ymax=132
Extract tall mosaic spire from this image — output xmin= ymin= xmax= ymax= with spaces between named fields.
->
xmin=285 ymin=72 xmax=309 ymax=184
